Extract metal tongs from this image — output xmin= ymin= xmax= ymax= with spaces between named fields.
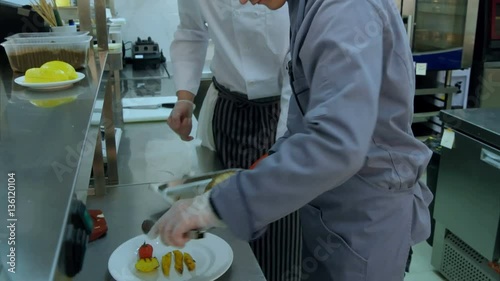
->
xmin=145 ymin=169 xmax=242 ymax=240
xmin=151 ymin=169 xmax=242 ymax=192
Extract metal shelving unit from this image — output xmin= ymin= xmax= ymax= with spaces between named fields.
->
xmin=412 ymin=70 xmax=459 ymax=139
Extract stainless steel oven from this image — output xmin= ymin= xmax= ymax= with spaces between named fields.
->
xmin=401 ymin=0 xmax=480 ymax=71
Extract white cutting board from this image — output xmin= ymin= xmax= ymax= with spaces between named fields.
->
xmin=91 ymin=96 xmax=177 ymax=124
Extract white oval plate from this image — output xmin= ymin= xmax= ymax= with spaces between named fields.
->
xmin=108 ymin=233 xmax=233 ymax=281
xmin=14 ymin=72 xmax=85 ymax=90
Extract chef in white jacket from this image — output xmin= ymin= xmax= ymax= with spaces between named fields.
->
xmin=165 ymin=0 xmax=300 ymax=279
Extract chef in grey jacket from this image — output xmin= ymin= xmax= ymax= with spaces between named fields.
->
xmin=149 ymin=0 xmax=434 ymax=279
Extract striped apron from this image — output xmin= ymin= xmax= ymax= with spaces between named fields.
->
xmin=211 ymin=77 xmax=302 ymax=281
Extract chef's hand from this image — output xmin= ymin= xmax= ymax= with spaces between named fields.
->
xmin=147 ymin=191 xmax=225 ymax=247
xmin=167 ymin=91 xmax=196 ymax=141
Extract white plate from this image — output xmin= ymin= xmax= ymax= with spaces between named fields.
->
xmin=108 ymin=233 xmax=233 ymax=281
xmin=14 ymin=72 xmax=85 ymax=90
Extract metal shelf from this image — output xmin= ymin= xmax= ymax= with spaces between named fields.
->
xmin=416 ymin=82 xmax=459 ymax=96
xmin=413 ymin=111 xmax=440 ymax=123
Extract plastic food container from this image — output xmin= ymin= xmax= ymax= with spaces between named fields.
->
xmin=4 ymin=31 xmax=89 ymax=41
xmin=0 ymin=35 xmax=92 ymax=72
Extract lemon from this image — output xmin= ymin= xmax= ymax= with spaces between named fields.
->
xmin=41 ymin=61 xmax=78 ymax=80
xmin=25 ymin=67 xmax=68 ymax=83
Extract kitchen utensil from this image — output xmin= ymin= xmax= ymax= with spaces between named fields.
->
xmin=141 ymin=219 xmax=206 ymax=239
xmin=149 ymin=169 xmax=241 ymax=205
xmin=152 ymin=169 xmax=241 ymax=192
xmin=123 ymin=103 xmax=175 ymax=110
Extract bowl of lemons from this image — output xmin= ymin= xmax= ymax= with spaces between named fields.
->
xmin=14 ymin=60 xmax=85 ymax=91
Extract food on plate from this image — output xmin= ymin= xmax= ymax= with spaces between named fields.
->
xmin=24 ymin=60 xmax=77 ymax=83
xmin=183 ymin=252 xmax=196 ymax=272
xmin=138 ymin=242 xmax=154 ymax=259
xmin=41 ymin=60 xmax=78 ymax=80
xmin=161 ymin=252 xmax=172 ymax=277
xmin=204 ymin=171 xmax=236 ymax=192
xmin=24 ymin=67 xmax=68 ymax=83
xmin=135 ymin=242 xmax=158 ymax=273
xmin=173 ymin=250 xmax=184 ymax=274
xmin=135 ymin=257 xmax=159 ymax=272
xmin=133 ymin=242 xmax=194 ymax=276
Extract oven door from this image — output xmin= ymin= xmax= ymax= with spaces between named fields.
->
xmin=491 ymin=0 xmax=500 ymax=40
xmin=409 ymin=0 xmax=479 ymax=71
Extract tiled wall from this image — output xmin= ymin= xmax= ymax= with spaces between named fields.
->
xmin=114 ymin=0 xmax=181 ymax=62
xmin=7 ymin=0 xmax=207 ymax=63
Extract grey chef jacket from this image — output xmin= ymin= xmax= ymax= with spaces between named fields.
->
xmin=211 ymin=0 xmax=434 ymax=279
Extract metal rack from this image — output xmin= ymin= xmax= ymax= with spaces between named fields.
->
xmin=412 ymin=70 xmax=459 ymax=139
xmin=77 ymin=0 xmax=123 ymax=196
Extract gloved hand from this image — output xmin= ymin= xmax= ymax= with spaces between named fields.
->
xmin=147 ymin=190 xmax=225 ymax=247
xmin=167 ymin=100 xmax=196 ymax=141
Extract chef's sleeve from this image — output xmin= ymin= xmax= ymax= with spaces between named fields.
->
xmin=210 ymin=0 xmax=385 ymax=241
xmin=170 ymin=0 xmax=209 ymax=95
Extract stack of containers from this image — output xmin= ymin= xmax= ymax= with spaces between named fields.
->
xmin=0 ymin=31 xmax=92 ymax=73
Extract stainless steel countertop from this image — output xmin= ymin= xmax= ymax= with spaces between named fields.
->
xmin=0 ymin=50 xmax=108 ymax=281
xmin=440 ymin=108 xmax=500 ymax=149
xmin=75 ymin=65 xmax=263 ymax=280
xmin=75 ymin=184 xmax=266 ymax=281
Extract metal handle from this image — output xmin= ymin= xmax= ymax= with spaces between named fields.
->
xmin=480 ymin=148 xmax=500 ymax=170
xmin=405 ymin=15 xmax=414 ymax=48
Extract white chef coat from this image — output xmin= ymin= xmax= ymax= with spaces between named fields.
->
xmin=170 ymin=0 xmax=291 ymax=100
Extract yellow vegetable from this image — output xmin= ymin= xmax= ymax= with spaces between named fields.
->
xmin=173 ymin=250 xmax=183 ymax=274
xmin=135 ymin=257 xmax=159 ymax=273
xmin=183 ymin=252 xmax=196 ymax=272
xmin=25 ymin=67 xmax=68 ymax=83
xmin=205 ymin=171 xmax=236 ymax=192
xmin=161 ymin=252 xmax=172 ymax=277
xmin=41 ymin=61 xmax=77 ymax=80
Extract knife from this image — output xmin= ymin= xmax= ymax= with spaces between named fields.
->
xmin=93 ymin=103 xmax=175 ymax=113
xmin=123 ymin=103 xmax=175 ymax=109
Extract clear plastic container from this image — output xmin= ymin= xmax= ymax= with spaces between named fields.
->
xmin=5 ymin=31 xmax=89 ymax=41
xmin=0 ymin=36 xmax=92 ymax=73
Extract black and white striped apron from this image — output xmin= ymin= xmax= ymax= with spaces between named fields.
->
xmin=212 ymin=77 xmax=302 ymax=281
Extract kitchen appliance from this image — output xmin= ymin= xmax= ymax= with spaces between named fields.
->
xmin=401 ymin=0 xmax=480 ymax=71
xmin=490 ymin=0 xmax=500 ymax=43
xmin=0 ymin=1 xmax=50 ymax=65
xmin=431 ymin=108 xmax=500 ymax=281
xmin=131 ymin=36 xmax=164 ymax=70
xmin=467 ymin=0 xmax=500 ymax=108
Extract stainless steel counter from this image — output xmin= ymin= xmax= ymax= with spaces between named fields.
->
xmin=75 ymin=184 xmax=266 ymax=281
xmin=440 ymin=108 xmax=500 ymax=149
xmin=76 ymin=64 xmax=263 ymax=280
xmin=0 ymin=50 xmax=108 ymax=281
xmin=0 ymin=50 xmax=263 ymax=280
xmin=112 ymin=122 xmax=223 ymax=186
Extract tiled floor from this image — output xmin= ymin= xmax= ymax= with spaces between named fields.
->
xmin=404 ymin=242 xmax=447 ymax=281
